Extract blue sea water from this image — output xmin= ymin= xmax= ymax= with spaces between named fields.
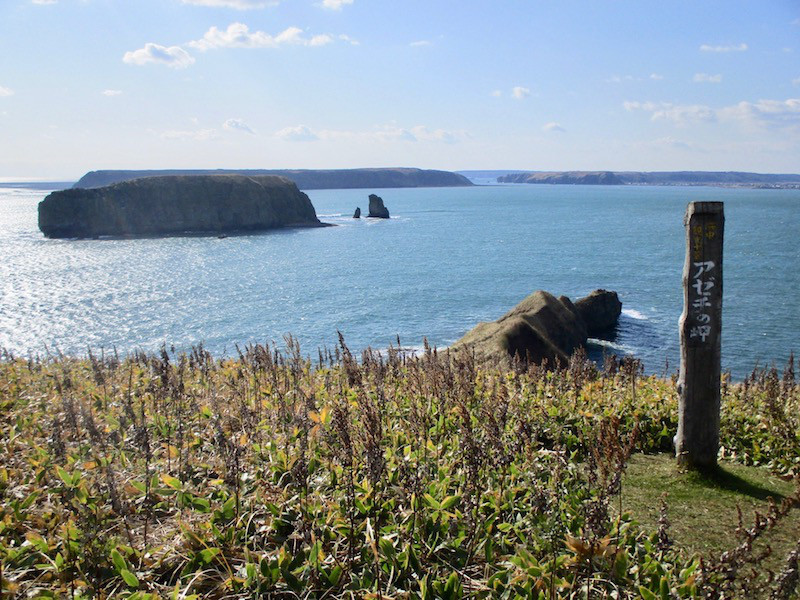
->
xmin=0 ymin=183 xmax=797 ymax=379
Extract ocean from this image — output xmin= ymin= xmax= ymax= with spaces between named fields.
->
xmin=1 ymin=182 xmax=797 ymax=379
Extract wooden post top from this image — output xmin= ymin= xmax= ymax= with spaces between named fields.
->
xmin=684 ymin=201 xmax=724 ymax=223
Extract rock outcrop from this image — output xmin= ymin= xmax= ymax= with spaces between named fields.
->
xmin=73 ymin=168 xmax=474 ymax=190
xmin=353 ymin=207 xmax=361 ymax=218
xmin=367 ymin=194 xmax=390 ymax=218
xmin=38 ymin=175 xmax=322 ymax=239
xmin=574 ymin=289 xmax=623 ymax=336
xmin=451 ymin=289 xmax=622 ymax=366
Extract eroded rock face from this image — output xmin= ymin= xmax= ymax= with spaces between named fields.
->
xmin=574 ymin=289 xmax=622 ymax=336
xmin=367 ymin=194 xmax=390 ymax=218
xmin=38 ymin=175 xmax=322 ymax=239
xmin=353 ymin=207 xmax=361 ymax=218
xmin=451 ymin=289 xmax=621 ymax=366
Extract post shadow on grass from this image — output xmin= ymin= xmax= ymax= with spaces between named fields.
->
xmin=685 ymin=463 xmax=787 ymax=502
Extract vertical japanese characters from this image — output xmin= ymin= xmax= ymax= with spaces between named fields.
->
xmin=688 ymin=221 xmax=718 ymax=344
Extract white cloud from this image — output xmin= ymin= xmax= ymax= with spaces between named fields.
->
xmin=339 ymin=34 xmax=359 ymax=45
xmin=224 ymin=118 xmax=255 ymax=134
xmin=609 ymin=74 xmax=665 ymax=83
xmin=161 ymin=128 xmax=218 ymax=140
xmin=410 ymin=125 xmax=466 ymax=143
xmin=123 ymin=43 xmax=195 ymax=68
xmin=650 ymin=136 xmax=698 ymax=151
xmin=189 ymin=23 xmax=334 ymax=50
xmin=410 ymin=40 xmax=431 ymax=47
xmin=309 ymin=34 xmax=334 ymax=46
xmin=543 ymin=122 xmax=565 ymax=133
xmin=718 ymin=98 xmax=800 ymax=129
xmin=276 ymin=123 xmax=467 ymax=143
xmin=275 ymin=125 xmax=319 ymax=142
xmin=373 ymin=126 xmax=416 ymax=142
xmin=491 ymin=90 xmax=502 ymax=97
xmin=693 ymin=73 xmax=722 ymax=83
xmin=793 ymin=77 xmax=800 ymax=86
xmin=624 ymin=101 xmax=715 ymax=125
xmin=0 ymin=86 xmax=14 ymax=97
xmin=31 ymin=0 xmax=57 ymax=4
xmin=321 ymin=0 xmax=353 ymax=9
xmin=700 ymin=43 xmax=747 ymax=52
xmin=180 ymin=0 xmax=278 ymax=8
xmin=512 ymin=86 xmax=530 ymax=99
xmin=102 ymin=89 xmax=122 ymax=96
xmin=625 ymin=97 xmax=800 ymax=130
xmin=606 ymin=75 xmax=634 ymax=83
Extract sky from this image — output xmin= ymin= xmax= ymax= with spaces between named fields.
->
xmin=0 ymin=0 xmax=798 ymax=180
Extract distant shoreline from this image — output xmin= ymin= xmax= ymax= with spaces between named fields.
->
xmin=462 ymin=170 xmax=800 ymax=189
xmin=4 ymin=168 xmax=800 ymax=191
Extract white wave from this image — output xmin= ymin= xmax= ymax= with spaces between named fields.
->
xmin=317 ymin=213 xmax=343 ymax=218
xmin=587 ymin=338 xmax=628 ymax=352
xmin=373 ymin=343 xmax=451 ymax=358
xmin=622 ymin=308 xmax=648 ymax=320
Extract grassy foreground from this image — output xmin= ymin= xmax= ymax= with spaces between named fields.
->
xmin=0 ymin=342 xmax=798 ymax=599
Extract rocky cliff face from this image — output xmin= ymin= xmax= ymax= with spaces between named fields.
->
xmin=574 ymin=289 xmax=623 ymax=336
xmin=39 ymin=175 xmax=322 ymax=239
xmin=367 ymin=194 xmax=390 ymax=218
xmin=451 ymin=289 xmax=622 ymax=366
xmin=73 ymin=168 xmax=473 ymax=190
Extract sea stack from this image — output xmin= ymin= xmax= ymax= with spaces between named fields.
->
xmin=353 ymin=207 xmax=361 ymax=218
xmin=367 ymin=194 xmax=390 ymax=218
xmin=38 ymin=175 xmax=323 ymax=239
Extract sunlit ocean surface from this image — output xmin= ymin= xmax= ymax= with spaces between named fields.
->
xmin=1 ymin=183 xmax=798 ymax=379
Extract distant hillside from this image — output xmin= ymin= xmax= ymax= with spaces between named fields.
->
xmin=497 ymin=170 xmax=800 ymax=188
xmin=499 ymin=171 xmax=624 ymax=185
xmin=73 ymin=168 xmax=473 ymax=190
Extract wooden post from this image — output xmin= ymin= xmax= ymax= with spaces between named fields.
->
xmin=676 ymin=201 xmax=724 ymax=468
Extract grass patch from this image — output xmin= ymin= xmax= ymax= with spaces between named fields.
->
xmin=0 ymin=346 xmax=798 ymax=598
xmin=623 ymin=453 xmax=799 ymax=567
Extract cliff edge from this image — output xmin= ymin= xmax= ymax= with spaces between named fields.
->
xmin=39 ymin=175 xmax=322 ymax=239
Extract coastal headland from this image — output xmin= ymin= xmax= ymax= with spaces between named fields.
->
xmin=73 ymin=168 xmax=473 ymax=190
xmin=492 ymin=170 xmax=800 ymax=188
xmin=38 ymin=175 xmax=322 ymax=238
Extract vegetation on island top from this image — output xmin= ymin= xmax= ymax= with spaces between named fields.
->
xmin=0 ymin=340 xmax=798 ymax=599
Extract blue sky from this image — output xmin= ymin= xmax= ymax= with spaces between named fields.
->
xmin=1 ymin=0 xmax=798 ymax=179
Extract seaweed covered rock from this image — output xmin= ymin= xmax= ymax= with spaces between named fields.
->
xmin=38 ymin=175 xmax=322 ymax=238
